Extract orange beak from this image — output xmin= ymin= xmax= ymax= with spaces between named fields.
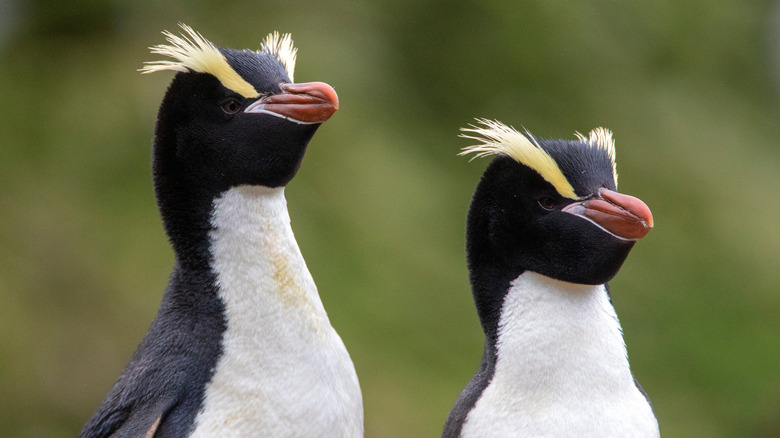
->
xmin=245 ymin=82 xmax=339 ymax=124
xmin=562 ymin=188 xmax=654 ymax=241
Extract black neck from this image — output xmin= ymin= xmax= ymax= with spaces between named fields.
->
xmin=151 ymin=133 xmax=224 ymax=272
xmin=465 ymin=189 xmax=525 ymax=342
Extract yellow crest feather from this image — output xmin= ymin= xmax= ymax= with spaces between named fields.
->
xmin=459 ymin=119 xmax=579 ymax=199
xmin=575 ymin=127 xmax=618 ymax=188
xmin=260 ymin=32 xmax=297 ymax=83
xmin=139 ymin=23 xmax=260 ymax=98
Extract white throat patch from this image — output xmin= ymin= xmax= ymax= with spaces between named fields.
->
xmin=191 ymin=186 xmax=363 ymax=437
xmin=461 ymin=271 xmax=658 ymax=437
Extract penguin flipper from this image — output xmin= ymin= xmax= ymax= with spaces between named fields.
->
xmin=78 ymin=402 xmax=130 ymax=438
xmin=79 ymin=389 xmax=177 ymax=438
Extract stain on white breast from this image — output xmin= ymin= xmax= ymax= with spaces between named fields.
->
xmin=190 ymin=185 xmax=362 ymax=437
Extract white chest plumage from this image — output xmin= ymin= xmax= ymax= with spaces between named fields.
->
xmin=190 ymin=185 xmax=363 ymax=438
xmin=461 ymin=271 xmax=659 ymax=438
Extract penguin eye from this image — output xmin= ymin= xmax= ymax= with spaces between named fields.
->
xmin=537 ymin=197 xmax=558 ymax=211
xmin=221 ymin=99 xmax=241 ymax=115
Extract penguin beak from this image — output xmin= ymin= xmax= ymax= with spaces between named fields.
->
xmin=562 ymin=188 xmax=654 ymax=241
xmin=244 ymin=82 xmax=339 ymax=124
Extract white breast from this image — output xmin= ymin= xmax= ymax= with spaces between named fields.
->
xmin=460 ymin=271 xmax=659 ymax=438
xmin=190 ymin=185 xmax=363 ymax=438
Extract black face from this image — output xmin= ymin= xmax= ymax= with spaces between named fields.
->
xmin=467 ymin=156 xmax=635 ymax=288
xmin=152 ymin=49 xmax=319 ymax=198
xmin=150 ymin=49 xmax=323 ymax=260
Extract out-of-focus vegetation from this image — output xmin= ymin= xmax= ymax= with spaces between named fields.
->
xmin=1 ymin=0 xmax=779 ymax=436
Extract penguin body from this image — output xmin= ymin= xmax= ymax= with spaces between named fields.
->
xmin=80 ymin=25 xmax=362 ymax=438
xmin=192 ymin=185 xmax=362 ymax=436
xmin=443 ymin=120 xmax=658 ymax=437
xmin=457 ymin=273 xmax=657 ymax=437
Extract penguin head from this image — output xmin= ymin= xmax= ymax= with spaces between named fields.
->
xmin=143 ymin=24 xmax=339 ymax=193
xmin=462 ymin=120 xmax=653 ymax=286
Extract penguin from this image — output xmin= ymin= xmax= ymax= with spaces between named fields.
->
xmin=442 ymin=119 xmax=659 ymax=437
xmin=80 ymin=24 xmax=362 ymax=438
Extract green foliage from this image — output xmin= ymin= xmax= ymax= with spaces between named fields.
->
xmin=1 ymin=0 xmax=779 ymax=436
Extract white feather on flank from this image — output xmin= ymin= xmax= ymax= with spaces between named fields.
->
xmin=459 ymin=119 xmax=579 ymax=199
xmin=139 ymin=23 xmax=261 ymax=98
xmin=261 ymin=32 xmax=297 ymax=83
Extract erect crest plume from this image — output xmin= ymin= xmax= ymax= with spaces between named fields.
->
xmin=261 ymin=31 xmax=297 ymax=83
xmin=575 ymin=127 xmax=618 ymax=188
xmin=460 ymin=119 xmax=578 ymax=199
xmin=140 ymin=23 xmax=261 ymax=98
xmin=459 ymin=119 xmax=619 ymax=199
xmin=140 ymin=24 xmax=299 ymax=98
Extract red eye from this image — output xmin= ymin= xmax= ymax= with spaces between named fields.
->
xmin=222 ymin=99 xmax=241 ymax=114
xmin=537 ymin=197 xmax=558 ymax=211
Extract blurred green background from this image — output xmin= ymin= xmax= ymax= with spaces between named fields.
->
xmin=1 ymin=0 xmax=779 ymax=436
